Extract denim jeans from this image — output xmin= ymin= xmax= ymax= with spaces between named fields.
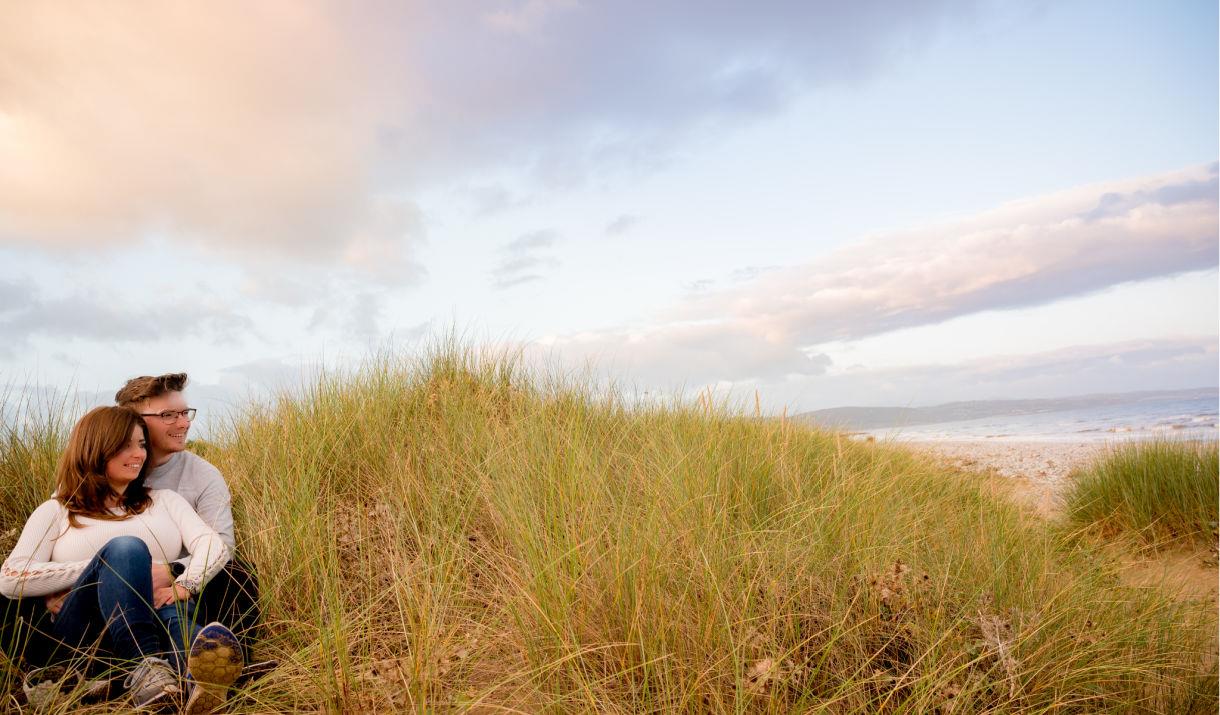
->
xmin=49 ymin=536 xmax=201 ymax=670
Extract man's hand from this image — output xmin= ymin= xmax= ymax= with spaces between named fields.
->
xmin=43 ymin=590 xmax=68 ymax=615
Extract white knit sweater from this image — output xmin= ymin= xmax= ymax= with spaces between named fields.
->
xmin=0 ymin=490 xmax=229 ymax=598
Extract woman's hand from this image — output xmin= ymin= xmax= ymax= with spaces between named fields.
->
xmin=152 ymin=562 xmax=174 ymax=591
xmin=151 ymin=563 xmax=188 ymax=606
xmin=43 ymin=590 xmax=69 ymax=615
xmin=153 ymin=582 xmax=191 ymax=607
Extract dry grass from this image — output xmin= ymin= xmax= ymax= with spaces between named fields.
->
xmin=1 ymin=346 xmax=1216 ymax=712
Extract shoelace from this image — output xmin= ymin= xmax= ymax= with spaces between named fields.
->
xmin=122 ymin=658 xmax=173 ymax=690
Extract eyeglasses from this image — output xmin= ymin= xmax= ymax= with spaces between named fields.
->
xmin=139 ymin=408 xmax=197 ymax=424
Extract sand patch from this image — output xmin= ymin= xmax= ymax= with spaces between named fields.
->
xmin=909 ymin=440 xmax=1108 ymax=486
xmin=1112 ymin=544 xmax=1218 ymax=601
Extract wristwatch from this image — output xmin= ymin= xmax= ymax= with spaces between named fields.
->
xmin=169 ymin=562 xmax=186 ymax=577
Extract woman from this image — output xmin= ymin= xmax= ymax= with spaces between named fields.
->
xmin=0 ymin=406 xmax=244 ymax=711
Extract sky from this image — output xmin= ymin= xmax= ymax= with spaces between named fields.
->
xmin=0 ymin=0 xmax=1216 ymax=428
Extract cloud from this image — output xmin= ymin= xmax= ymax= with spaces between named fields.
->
xmin=962 ymin=338 xmax=1216 ymax=384
xmin=539 ymin=323 xmax=831 ymax=387
xmin=216 ymin=357 xmax=319 ymax=396
xmin=780 ymin=337 xmax=1219 ymax=409
xmin=416 ymin=0 xmax=980 ymax=174
xmin=0 ymin=279 xmax=254 ymax=357
xmin=1082 ymin=169 xmax=1218 ymax=221
xmin=305 ymin=288 xmax=389 ymax=342
xmin=492 ymin=230 xmax=561 ymax=289
xmin=0 ymin=1 xmax=980 ymax=268
xmin=239 ymin=275 xmax=319 ymax=307
xmin=0 ymin=279 xmax=26 ymax=307
xmin=538 ymin=164 xmax=1218 ymax=386
xmin=345 ymin=293 xmax=385 ymax=341
xmin=686 ymin=266 xmax=783 ymax=293
xmin=0 ymin=4 xmax=422 ymax=277
xmin=458 ymin=184 xmax=535 ymax=217
xmin=678 ymin=163 xmax=1218 ymax=345
xmin=605 ymin=214 xmax=640 ymax=236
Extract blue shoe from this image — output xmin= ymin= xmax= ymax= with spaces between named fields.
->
xmin=184 ymin=622 xmax=244 ymax=714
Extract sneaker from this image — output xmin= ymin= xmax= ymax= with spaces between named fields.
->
xmin=184 ymin=622 xmax=244 ymax=714
xmin=233 ymin=659 xmax=279 ymax=687
xmin=123 ymin=656 xmax=181 ymax=709
xmin=22 ymin=665 xmax=81 ymax=711
xmin=82 ymin=674 xmax=117 ymax=703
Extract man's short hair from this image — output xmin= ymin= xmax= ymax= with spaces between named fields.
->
xmin=115 ymin=373 xmax=189 ymax=407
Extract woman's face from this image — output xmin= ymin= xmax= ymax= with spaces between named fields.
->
xmin=105 ymin=424 xmax=147 ymax=489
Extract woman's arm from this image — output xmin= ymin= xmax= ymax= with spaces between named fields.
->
xmin=158 ymin=491 xmax=230 ymax=594
xmin=0 ymin=500 xmax=91 ymax=598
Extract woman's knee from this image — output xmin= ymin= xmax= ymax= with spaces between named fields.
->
xmin=98 ymin=536 xmax=151 ymax=566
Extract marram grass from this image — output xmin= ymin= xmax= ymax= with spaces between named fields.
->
xmin=1064 ymin=439 xmax=1219 ymax=548
xmin=1 ymin=348 xmax=1216 ymax=713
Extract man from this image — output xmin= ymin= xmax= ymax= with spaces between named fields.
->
xmin=112 ymin=373 xmax=266 ymax=666
xmin=116 ymin=374 xmax=234 ymax=584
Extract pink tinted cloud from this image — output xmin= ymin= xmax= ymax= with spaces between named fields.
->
xmin=680 ymin=163 xmax=1218 ymax=345
xmin=0 ymin=1 xmax=978 ymax=272
xmin=541 ymin=164 xmax=1217 ymax=385
xmin=0 ymin=3 xmax=420 ymax=275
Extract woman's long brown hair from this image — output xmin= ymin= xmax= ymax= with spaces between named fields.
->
xmin=55 ymin=406 xmax=153 ymax=527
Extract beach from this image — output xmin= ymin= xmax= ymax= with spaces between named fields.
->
xmin=904 ymin=439 xmax=1109 ymax=519
xmin=910 ymin=439 xmax=1110 ymax=484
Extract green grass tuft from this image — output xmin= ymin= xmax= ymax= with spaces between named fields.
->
xmin=1064 ymin=439 xmax=1219 ymax=548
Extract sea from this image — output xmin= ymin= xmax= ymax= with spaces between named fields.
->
xmin=859 ymin=395 xmax=1219 ymax=443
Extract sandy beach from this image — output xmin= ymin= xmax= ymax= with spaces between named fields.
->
xmin=908 ymin=439 xmax=1110 ymax=485
xmin=901 ymin=439 xmax=1109 ymax=518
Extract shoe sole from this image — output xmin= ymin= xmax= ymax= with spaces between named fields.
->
xmin=184 ymin=686 xmax=224 ymax=714
xmin=185 ymin=623 xmax=244 ymax=715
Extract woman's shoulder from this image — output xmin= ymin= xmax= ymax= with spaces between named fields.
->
xmin=31 ymin=498 xmax=66 ymax=516
xmin=22 ymin=498 xmax=68 ymax=525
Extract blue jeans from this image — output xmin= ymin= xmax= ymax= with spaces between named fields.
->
xmin=50 ymin=536 xmax=201 ymax=670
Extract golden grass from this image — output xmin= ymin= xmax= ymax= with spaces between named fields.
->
xmin=1 ymin=346 xmax=1216 ymax=712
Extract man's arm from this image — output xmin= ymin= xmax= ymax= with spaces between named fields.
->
xmin=172 ymin=463 xmax=236 ymax=570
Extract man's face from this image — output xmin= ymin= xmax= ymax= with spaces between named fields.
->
xmin=139 ymin=391 xmax=192 ymax=455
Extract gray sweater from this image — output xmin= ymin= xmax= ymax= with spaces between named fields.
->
xmin=144 ymin=451 xmax=236 ymax=564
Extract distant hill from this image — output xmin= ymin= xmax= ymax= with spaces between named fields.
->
xmin=795 ymin=387 xmax=1219 ymax=430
